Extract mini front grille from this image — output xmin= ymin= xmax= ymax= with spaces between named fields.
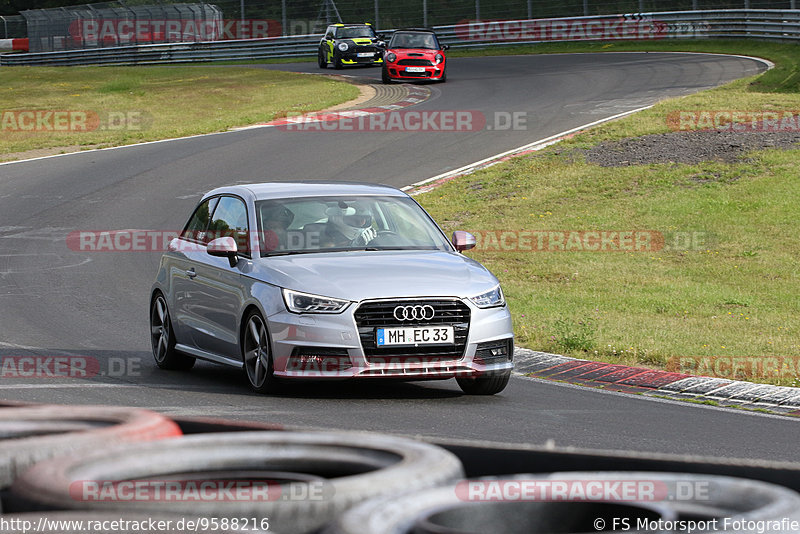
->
xmin=354 ymin=299 xmax=470 ymax=362
xmin=399 ymin=70 xmax=431 ymax=77
xmin=397 ymin=58 xmax=433 ymax=66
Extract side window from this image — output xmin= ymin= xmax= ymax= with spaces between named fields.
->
xmin=207 ymin=196 xmax=250 ymax=255
xmin=325 ymin=27 xmax=334 ymax=40
xmin=181 ymin=197 xmax=219 ymax=243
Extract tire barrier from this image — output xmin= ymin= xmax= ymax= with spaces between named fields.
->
xmin=0 ymin=39 xmax=27 ymax=52
xmin=0 ymin=405 xmax=182 ymax=491
xmin=0 ymin=512 xmax=269 ymax=534
xmin=8 ymin=431 xmax=464 ymax=534
xmin=324 ymin=472 xmax=800 ymax=534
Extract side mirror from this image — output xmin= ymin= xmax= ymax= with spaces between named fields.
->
xmin=376 ymin=40 xmax=386 ymax=48
xmin=442 ymin=44 xmax=450 ymax=50
xmin=452 ymin=231 xmax=476 ymax=252
xmin=207 ymin=236 xmax=239 ymax=267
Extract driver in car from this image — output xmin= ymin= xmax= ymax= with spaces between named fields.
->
xmin=259 ymin=203 xmax=294 ymax=252
xmin=324 ymin=204 xmax=377 ymax=247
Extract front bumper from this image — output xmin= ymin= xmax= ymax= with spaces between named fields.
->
xmin=386 ymin=65 xmax=444 ymax=80
xmin=341 ymin=55 xmax=383 ymax=65
xmin=267 ymin=298 xmax=513 ymax=380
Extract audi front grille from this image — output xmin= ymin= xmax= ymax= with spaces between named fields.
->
xmin=354 ymin=299 xmax=471 ymax=362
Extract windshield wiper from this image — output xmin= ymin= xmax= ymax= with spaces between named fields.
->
xmin=363 ymin=246 xmax=437 ymax=251
xmin=262 ymin=250 xmax=321 ymax=257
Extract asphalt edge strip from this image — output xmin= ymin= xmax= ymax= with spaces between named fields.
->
xmin=236 ymin=84 xmax=432 ymax=130
xmin=513 ymin=347 xmax=800 ymax=417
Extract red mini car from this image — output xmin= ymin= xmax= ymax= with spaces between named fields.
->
xmin=381 ymin=29 xmax=449 ymax=83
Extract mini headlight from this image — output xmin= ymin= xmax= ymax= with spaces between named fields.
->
xmin=469 ymin=286 xmax=505 ymax=308
xmin=385 ymin=52 xmax=396 ymax=63
xmin=337 ymin=42 xmax=349 ymax=52
xmin=283 ymin=289 xmax=351 ymax=314
xmin=435 ymin=54 xmax=444 ymax=64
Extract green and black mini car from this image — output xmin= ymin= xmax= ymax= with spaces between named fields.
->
xmin=318 ymin=23 xmax=384 ymax=69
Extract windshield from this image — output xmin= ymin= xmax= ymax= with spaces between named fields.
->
xmin=337 ymin=26 xmax=376 ymax=39
xmin=389 ymin=32 xmax=439 ymax=49
xmin=255 ymin=195 xmax=452 ymax=257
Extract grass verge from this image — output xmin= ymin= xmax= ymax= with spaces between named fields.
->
xmin=0 ymin=66 xmax=359 ymax=160
xmin=416 ymin=40 xmax=800 ymax=386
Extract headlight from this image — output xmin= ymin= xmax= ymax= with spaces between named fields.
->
xmin=469 ymin=286 xmax=505 ymax=308
xmin=385 ymin=52 xmax=396 ymax=63
xmin=337 ymin=42 xmax=349 ymax=52
xmin=282 ymin=289 xmax=351 ymax=314
xmin=435 ymin=54 xmax=444 ymax=64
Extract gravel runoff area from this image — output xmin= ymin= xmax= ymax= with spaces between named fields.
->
xmin=583 ymin=130 xmax=800 ymax=166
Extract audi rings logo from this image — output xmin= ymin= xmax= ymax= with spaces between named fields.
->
xmin=393 ymin=305 xmax=435 ymax=321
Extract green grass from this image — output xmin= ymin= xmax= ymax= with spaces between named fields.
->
xmin=0 ymin=66 xmax=359 ymax=159
xmin=416 ymin=40 xmax=800 ymax=386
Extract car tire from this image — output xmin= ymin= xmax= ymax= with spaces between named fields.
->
xmin=318 ymin=48 xmax=328 ymax=69
xmin=333 ymin=53 xmax=343 ymax=70
xmin=381 ymin=67 xmax=391 ymax=84
xmin=150 ymin=293 xmax=195 ymax=371
xmin=439 ymin=67 xmax=447 ymax=83
xmin=242 ymin=309 xmax=281 ymax=394
xmin=456 ymin=370 xmax=510 ymax=395
xmin=9 ymin=431 xmax=465 ymax=534
xmin=0 ymin=405 xmax=181 ymax=490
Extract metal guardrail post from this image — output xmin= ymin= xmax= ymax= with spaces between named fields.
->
xmin=282 ymin=0 xmax=287 ymax=36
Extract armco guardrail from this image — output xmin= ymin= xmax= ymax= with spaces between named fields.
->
xmin=1 ymin=9 xmax=798 ymax=67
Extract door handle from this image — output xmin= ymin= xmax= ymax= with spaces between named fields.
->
xmin=186 ymin=268 xmax=197 ymax=279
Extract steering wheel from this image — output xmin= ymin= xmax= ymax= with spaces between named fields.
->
xmin=364 ymin=230 xmax=406 ymax=247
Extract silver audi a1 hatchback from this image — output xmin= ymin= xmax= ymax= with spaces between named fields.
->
xmin=150 ymin=182 xmax=514 ymax=395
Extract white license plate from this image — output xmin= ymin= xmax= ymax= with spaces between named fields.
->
xmin=357 ymin=52 xmax=374 ymax=57
xmin=405 ymin=66 xmax=426 ymax=73
xmin=376 ymin=326 xmax=454 ymax=347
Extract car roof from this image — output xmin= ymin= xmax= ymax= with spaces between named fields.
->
xmin=394 ymin=28 xmax=436 ymax=34
xmin=204 ymin=181 xmax=407 ymax=201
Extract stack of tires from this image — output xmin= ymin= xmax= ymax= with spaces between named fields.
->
xmin=0 ymin=404 xmax=464 ymax=533
xmin=3 ymin=404 xmax=800 ymax=533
